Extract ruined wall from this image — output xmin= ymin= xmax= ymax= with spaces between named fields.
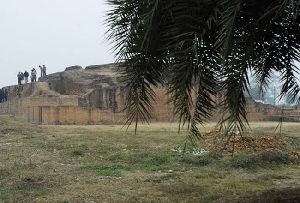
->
xmin=1 ymin=63 xmax=300 ymax=125
xmin=151 ymin=88 xmax=176 ymax=122
xmin=1 ymin=86 xmax=300 ymax=124
xmin=0 ymin=83 xmax=175 ymax=125
xmin=0 ymin=96 xmax=126 ymax=125
xmin=40 ymin=106 xmax=125 ymax=125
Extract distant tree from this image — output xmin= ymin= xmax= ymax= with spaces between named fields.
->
xmin=106 ymin=0 xmax=300 ymax=142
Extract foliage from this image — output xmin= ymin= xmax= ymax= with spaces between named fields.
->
xmin=106 ymin=0 xmax=300 ymax=142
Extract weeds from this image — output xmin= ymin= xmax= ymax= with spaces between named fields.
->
xmin=84 ymin=152 xmax=178 ymax=177
xmin=224 ymin=150 xmax=299 ymax=169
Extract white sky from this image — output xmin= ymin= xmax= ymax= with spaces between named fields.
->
xmin=0 ymin=0 xmax=115 ymax=87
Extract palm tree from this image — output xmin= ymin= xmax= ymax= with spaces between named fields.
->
xmin=106 ymin=0 xmax=300 ymax=143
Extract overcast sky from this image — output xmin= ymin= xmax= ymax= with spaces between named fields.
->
xmin=0 ymin=0 xmax=115 ymax=87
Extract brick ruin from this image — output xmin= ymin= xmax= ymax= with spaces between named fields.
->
xmin=0 ymin=63 xmax=300 ymax=125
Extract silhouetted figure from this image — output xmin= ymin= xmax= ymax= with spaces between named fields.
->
xmin=17 ymin=72 xmax=23 ymax=85
xmin=42 ymin=65 xmax=47 ymax=77
xmin=24 ymin=71 xmax=29 ymax=84
xmin=21 ymin=72 xmax=24 ymax=83
xmin=31 ymin=68 xmax=37 ymax=83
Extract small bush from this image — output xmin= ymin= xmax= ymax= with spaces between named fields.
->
xmin=226 ymin=153 xmax=256 ymax=169
xmin=226 ymin=150 xmax=298 ymax=169
xmin=258 ymin=150 xmax=297 ymax=164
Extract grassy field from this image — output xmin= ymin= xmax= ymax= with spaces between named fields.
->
xmin=0 ymin=115 xmax=299 ymax=203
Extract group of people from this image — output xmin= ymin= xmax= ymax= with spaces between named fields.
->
xmin=0 ymin=65 xmax=48 ymax=103
xmin=17 ymin=65 xmax=47 ymax=85
xmin=0 ymin=88 xmax=8 ymax=103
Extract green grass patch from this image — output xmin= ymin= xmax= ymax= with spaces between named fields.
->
xmin=181 ymin=152 xmax=222 ymax=166
xmin=180 ymin=150 xmax=299 ymax=170
xmin=0 ymin=188 xmax=13 ymax=202
xmin=224 ymin=150 xmax=299 ymax=169
xmin=109 ymin=151 xmax=180 ymax=171
xmin=142 ymin=154 xmax=170 ymax=170
xmin=84 ymin=163 xmax=131 ymax=177
xmin=84 ymin=151 xmax=181 ymax=176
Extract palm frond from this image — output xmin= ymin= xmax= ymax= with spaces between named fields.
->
xmin=216 ymin=0 xmax=241 ymax=58
xmin=107 ymin=0 xmax=165 ymax=133
xmin=106 ymin=0 xmax=300 ymax=143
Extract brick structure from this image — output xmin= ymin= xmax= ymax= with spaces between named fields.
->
xmin=0 ymin=63 xmax=299 ymax=124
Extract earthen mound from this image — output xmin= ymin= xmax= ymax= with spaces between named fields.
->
xmin=65 ymin=66 xmax=83 ymax=71
xmin=203 ymin=130 xmax=287 ymax=154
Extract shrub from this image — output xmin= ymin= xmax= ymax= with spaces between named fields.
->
xmin=226 ymin=150 xmax=298 ymax=169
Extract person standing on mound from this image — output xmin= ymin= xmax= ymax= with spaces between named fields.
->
xmin=24 ymin=70 xmax=29 ymax=84
xmin=31 ymin=68 xmax=37 ymax=83
xmin=17 ymin=72 xmax=23 ymax=85
xmin=42 ymin=65 xmax=47 ymax=77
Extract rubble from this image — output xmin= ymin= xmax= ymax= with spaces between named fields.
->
xmin=203 ymin=129 xmax=287 ymax=154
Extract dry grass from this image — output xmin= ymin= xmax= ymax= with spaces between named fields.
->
xmin=0 ymin=116 xmax=299 ymax=203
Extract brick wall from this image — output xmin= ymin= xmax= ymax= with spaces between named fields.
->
xmin=1 ymin=83 xmax=300 ymax=125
